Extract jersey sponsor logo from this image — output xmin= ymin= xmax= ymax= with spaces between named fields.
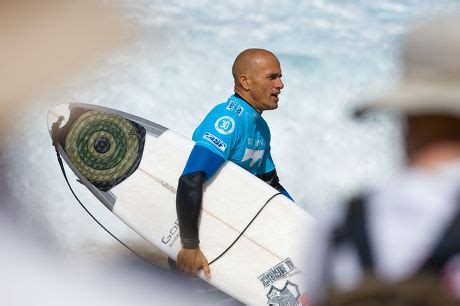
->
xmin=235 ymin=105 xmax=244 ymax=116
xmin=255 ymin=137 xmax=266 ymax=147
xmin=226 ymin=100 xmax=237 ymax=110
xmin=258 ymin=258 xmax=296 ymax=288
xmin=242 ymin=148 xmax=264 ymax=167
xmin=214 ymin=116 xmax=235 ymax=135
xmin=203 ymin=132 xmax=227 ymax=152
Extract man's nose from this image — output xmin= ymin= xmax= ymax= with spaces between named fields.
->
xmin=275 ymin=78 xmax=284 ymax=89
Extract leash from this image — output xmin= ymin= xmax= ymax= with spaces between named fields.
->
xmin=208 ymin=192 xmax=282 ymax=265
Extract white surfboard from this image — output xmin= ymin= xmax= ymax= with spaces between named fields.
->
xmin=48 ymin=103 xmax=314 ymax=305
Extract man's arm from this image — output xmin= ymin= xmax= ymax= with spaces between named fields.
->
xmin=257 ymin=169 xmax=294 ymax=201
xmin=176 ymin=171 xmax=205 ymax=249
xmin=176 ymin=145 xmax=224 ymax=277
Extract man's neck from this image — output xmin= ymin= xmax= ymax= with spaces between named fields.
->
xmin=234 ymin=91 xmax=262 ymax=114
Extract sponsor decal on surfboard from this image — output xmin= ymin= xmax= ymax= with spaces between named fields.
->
xmin=266 ymin=280 xmax=301 ymax=306
xmin=161 ymin=219 xmax=180 ymax=247
xmin=258 ymin=258 xmax=296 ymax=288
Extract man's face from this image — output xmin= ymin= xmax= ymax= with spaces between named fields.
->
xmin=247 ymin=55 xmax=284 ymax=113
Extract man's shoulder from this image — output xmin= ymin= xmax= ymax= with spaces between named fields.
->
xmin=205 ymin=100 xmax=244 ymax=123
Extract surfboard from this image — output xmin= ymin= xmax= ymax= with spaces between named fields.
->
xmin=48 ymin=103 xmax=314 ymax=305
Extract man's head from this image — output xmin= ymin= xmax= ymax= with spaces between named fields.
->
xmin=232 ymin=48 xmax=284 ymax=114
xmin=355 ymin=14 xmax=460 ymax=167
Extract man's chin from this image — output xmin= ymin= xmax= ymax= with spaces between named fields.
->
xmin=268 ymin=103 xmax=278 ymax=110
xmin=260 ymin=99 xmax=278 ymax=112
xmin=270 ymin=98 xmax=279 ymax=109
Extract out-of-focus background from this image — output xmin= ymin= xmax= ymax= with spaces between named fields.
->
xmin=2 ymin=0 xmax=460 ymax=304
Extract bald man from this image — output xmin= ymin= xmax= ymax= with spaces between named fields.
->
xmin=175 ymin=49 xmax=293 ymax=277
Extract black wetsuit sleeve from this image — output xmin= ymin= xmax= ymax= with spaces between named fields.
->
xmin=176 ymin=171 xmax=206 ymax=249
xmin=257 ymin=169 xmax=281 ymax=188
xmin=257 ymin=169 xmax=294 ymax=201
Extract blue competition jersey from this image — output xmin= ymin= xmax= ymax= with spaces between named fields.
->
xmin=192 ymin=94 xmax=275 ymax=176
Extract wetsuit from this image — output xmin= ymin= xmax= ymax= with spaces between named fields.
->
xmin=176 ymin=94 xmax=293 ymax=249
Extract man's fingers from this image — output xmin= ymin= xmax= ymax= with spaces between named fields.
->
xmin=202 ymin=257 xmax=211 ymax=278
xmin=176 ymin=248 xmax=211 ymax=278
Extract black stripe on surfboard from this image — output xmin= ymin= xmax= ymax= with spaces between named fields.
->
xmin=208 ymin=192 xmax=283 ymax=265
xmin=53 ymin=143 xmax=158 ymax=267
xmin=135 ymin=167 xmax=286 ymax=262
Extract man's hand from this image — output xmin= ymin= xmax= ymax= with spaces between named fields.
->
xmin=176 ymin=248 xmax=211 ymax=278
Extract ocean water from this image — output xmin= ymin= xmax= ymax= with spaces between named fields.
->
xmin=2 ymin=0 xmax=460 ymax=303
xmin=56 ymin=0 xmax=460 ymax=216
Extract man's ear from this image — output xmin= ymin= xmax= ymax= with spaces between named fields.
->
xmin=239 ymin=74 xmax=250 ymax=91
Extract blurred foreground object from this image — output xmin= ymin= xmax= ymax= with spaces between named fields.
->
xmin=0 ymin=2 xmax=190 ymax=305
xmin=307 ymin=13 xmax=460 ymax=306
xmin=0 ymin=214 xmax=192 ymax=306
xmin=0 ymin=0 xmax=123 ymax=128
xmin=0 ymin=0 xmax=123 ymax=213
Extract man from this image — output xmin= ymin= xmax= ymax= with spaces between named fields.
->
xmin=306 ymin=15 xmax=460 ymax=305
xmin=175 ymin=48 xmax=293 ymax=277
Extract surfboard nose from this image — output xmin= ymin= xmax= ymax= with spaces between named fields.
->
xmin=47 ymin=104 xmax=71 ymax=136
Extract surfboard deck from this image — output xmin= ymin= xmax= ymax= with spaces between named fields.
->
xmin=48 ymin=103 xmax=314 ymax=305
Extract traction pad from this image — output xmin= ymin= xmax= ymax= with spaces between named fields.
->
xmin=61 ymin=109 xmax=146 ymax=191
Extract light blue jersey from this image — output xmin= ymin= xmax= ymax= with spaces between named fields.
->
xmin=193 ymin=94 xmax=275 ymax=176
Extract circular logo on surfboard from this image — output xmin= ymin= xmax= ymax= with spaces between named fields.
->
xmin=214 ymin=116 xmax=235 ymax=135
xmin=64 ymin=110 xmax=145 ymax=191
